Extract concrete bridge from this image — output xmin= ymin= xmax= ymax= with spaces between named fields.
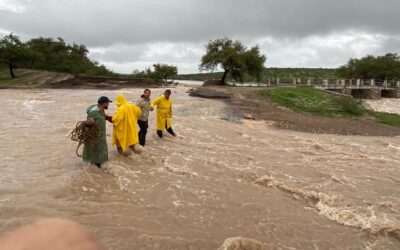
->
xmin=315 ymin=79 xmax=400 ymax=99
xmin=230 ymin=78 xmax=400 ymax=99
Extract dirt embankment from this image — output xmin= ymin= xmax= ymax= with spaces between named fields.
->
xmin=0 ymin=69 xmax=73 ymax=88
xmin=0 ymin=69 xmax=158 ymax=89
xmin=46 ymin=75 xmax=158 ymax=89
xmin=190 ymin=86 xmax=400 ymax=136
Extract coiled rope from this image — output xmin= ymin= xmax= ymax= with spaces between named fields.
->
xmin=70 ymin=121 xmax=99 ymax=157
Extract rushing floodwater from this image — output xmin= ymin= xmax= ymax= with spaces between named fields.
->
xmin=365 ymin=98 xmax=400 ymax=115
xmin=0 ymin=88 xmax=400 ymax=250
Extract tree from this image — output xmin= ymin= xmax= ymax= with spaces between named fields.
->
xmin=0 ymin=33 xmax=33 ymax=78
xmin=153 ymin=63 xmax=178 ymax=83
xmin=337 ymin=53 xmax=400 ymax=80
xmin=199 ymin=37 xmax=266 ymax=84
xmin=25 ymin=37 xmax=114 ymax=76
xmin=0 ymin=34 xmax=114 ymax=77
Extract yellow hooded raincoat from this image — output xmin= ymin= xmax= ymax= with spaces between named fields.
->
xmin=112 ymin=94 xmax=142 ymax=152
xmin=151 ymin=95 xmax=172 ymax=131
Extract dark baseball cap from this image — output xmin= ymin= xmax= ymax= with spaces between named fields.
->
xmin=98 ymin=96 xmax=112 ymax=104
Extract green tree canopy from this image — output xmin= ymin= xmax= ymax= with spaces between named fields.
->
xmin=26 ymin=37 xmax=113 ymax=75
xmin=0 ymin=33 xmax=114 ymax=77
xmin=0 ymin=33 xmax=36 ymax=78
xmin=153 ymin=63 xmax=178 ymax=83
xmin=199 ymin=37 xmax=266 ymax=84
xmin=132 ymin=64 xmax=178 ymax=83
xmin=337 ymin=53 xmax=400 ymax=80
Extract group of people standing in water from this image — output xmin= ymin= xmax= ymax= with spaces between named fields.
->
xmin=82 ymin=89 xmax=176 ymax=168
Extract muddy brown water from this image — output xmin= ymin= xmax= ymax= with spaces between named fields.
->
xmin=0 ymin=88 xmax=399 ymax=250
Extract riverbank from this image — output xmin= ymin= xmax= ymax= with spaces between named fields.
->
xmin=3 ymin=70 xmax=400 ymax=137
xmin=0 ymin=69 xmax=159 ymax=89
xmin=190 ymin=86 xmax=400 ymax=136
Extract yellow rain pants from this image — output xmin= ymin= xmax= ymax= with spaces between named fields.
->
xmin=150 ymin=95 xmax=172 ymax=131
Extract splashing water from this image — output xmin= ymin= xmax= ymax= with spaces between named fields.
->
xmin=0 ymin=88 xmax=399 ymax=249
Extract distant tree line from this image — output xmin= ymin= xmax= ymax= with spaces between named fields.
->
xmin=178 ymin=52 xmax=400 ymax=82
xmin=0 ymin=33 xmax=114 ymax=78
xmin=175 ymin=68 xmax=338 ymax=82
xmin=3 ymin=32 xmax=399 ymax=82
xmin=264 ymin=68 xmax=338 ymax=80
xmin=337 ymin=53 xmax=400 ymax=80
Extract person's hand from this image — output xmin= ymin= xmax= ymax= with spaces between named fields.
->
xmin=0 ymin=219 xmax=104 ymax=250
xmin=86 ymin=118 xmax=95 ymax=125
xmin=105 ymin=115 xmax=113 ymax=123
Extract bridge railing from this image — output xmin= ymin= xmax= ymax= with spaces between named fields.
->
xmin=228 ymin=78 xmax=400 ymax=88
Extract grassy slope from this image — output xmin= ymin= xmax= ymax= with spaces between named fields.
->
xmin=0 ymin=74 xmax=39 ymax=86
xmin=0 ymin=69 xmax=73 ymax=87
xmin=260 ymin=87 xmax=400 ymax=127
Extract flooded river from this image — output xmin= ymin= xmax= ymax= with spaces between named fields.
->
xmin=0 ymin=88 xmax=399 ymax=249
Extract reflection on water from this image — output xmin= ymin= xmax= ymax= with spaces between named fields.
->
xmin=0 ymin=88 xmax=399 ymax=250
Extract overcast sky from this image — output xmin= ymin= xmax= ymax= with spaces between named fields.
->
xmin=1 ymin=0 xmax=400 ymax=74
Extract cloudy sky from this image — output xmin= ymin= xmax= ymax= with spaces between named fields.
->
xmin=1 ymin=0 xmax=399 ymax=74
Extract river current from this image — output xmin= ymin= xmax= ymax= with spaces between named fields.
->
xmin=0 ymin=88 xmax=399 ymax=249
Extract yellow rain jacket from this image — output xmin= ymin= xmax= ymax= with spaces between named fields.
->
xmin=151 ymin=95 xmax=172 ymax=131
xmin=112 ymin=94 xmax=142 ymax=152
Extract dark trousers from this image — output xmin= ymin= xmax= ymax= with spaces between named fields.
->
xmin=138 ymin=120 xmax=148 ymax=146
xmin=157 ymin=122 xmax=175 ymax=138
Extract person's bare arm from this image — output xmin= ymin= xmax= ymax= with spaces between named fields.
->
xmin=86 ymin=118 xmax=95 ymax=125
xmin=0 ymin=219 xmax=104 ymax=250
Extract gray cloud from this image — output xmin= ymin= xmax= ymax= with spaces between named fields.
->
xmin=1 ymin=0 xmax=400 ymax=73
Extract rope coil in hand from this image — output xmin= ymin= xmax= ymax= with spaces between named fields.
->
xmin=70 ymin=121 xmax=99 ymax=157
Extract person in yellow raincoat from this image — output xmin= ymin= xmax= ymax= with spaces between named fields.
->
xmin=111 ymin=94 xmax=142 ymax=154
xmin=150 ymin=89 xmax=176 ymax=138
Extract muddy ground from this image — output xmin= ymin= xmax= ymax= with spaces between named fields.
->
xmin=190 ymin=86 xmax=400 ymax=136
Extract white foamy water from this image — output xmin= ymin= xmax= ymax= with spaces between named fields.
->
xmin=0 ymin=88 xmax=399 ymax=249
xmin=365 ymin=98 xmax=400 ymax=114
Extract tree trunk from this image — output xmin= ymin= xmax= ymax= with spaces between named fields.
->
xmin=221 ymin=70 xmax=229 ymax=85
xmin=30 ymin=59 xmax=36 ymax=69
xmin=8 ymin=61 xmax=15 ymax=79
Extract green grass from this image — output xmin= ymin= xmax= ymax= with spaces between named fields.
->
xmin=260 ymin=87 xmax=366 ymax=117
xmin=0 ymin=76 xmax=26 ymax=86
xmin=260 ymin=87 xmax=400 ymax=127
xmin=0 ymin=77 xmax=16 ymax=86
xmin=369 ymin=112 xmax=400 ymax=127
xmin=0 ymin=76 xmax=39 ymax=86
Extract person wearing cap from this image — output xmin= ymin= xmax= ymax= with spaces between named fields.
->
xmin=150 ymin=89 xmax=176 ymax=138
xmin=83 ymin=96 xmax=113 ymax=168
